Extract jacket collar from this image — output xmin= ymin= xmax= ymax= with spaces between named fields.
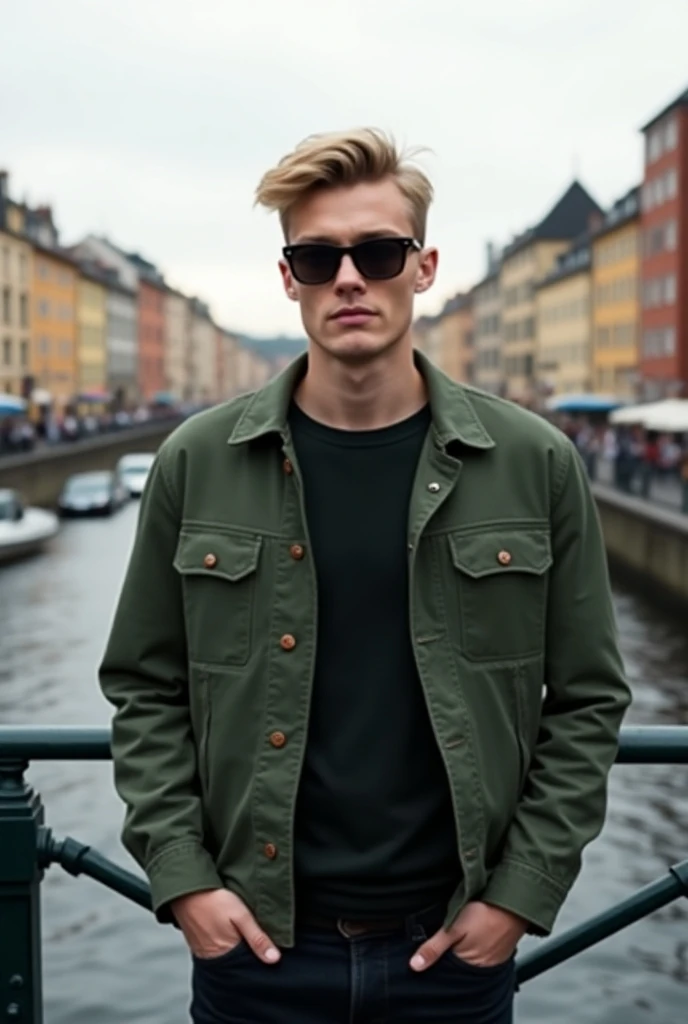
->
xmin=228 ymin=350 xmax=495 ymax=451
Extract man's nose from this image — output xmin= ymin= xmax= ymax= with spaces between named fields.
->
xmin=334 ymin=254 xmax=366 ymax=292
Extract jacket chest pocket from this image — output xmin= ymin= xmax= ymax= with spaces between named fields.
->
xmin=173 ymin=530 xmax=262 ymax=668
xmin=448 ymin=528 xmax=552 ymax=662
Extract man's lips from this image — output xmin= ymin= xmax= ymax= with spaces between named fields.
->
xmin=331 ymin=308 xmax=377 ymax=325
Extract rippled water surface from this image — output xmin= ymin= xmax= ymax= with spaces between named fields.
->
xmin=1 ymin=503 xmax=687 ymax=1023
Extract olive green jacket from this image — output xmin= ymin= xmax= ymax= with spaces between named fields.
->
xmin=99 ymin=352 xmax=631 ymax=947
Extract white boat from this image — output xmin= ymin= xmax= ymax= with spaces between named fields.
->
xmin=0 ymin=489 xmax=59 ymax=564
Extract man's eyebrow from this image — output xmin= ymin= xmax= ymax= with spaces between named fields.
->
xmin=290 ymin=229 xmax=407 ymax=245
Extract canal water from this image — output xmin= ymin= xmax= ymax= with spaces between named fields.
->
xmin=1 ymin=502 xmax=687 ymax=1024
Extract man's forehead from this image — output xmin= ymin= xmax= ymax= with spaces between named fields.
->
xmin=289 ymin=181 xmax=414 ymax=243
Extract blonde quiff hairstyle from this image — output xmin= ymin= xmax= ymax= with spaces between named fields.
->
xmin=254 ymin=128 xmax=434 ymax=243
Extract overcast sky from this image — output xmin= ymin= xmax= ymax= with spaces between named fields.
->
xmin=3 ymin=1 xmax=688 ymax=337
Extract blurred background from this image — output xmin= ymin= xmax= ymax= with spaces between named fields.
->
xmin=1 ymin=3 xmax=688 ymax=1022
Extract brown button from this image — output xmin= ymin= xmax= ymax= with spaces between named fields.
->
xmin=289 ymin=543 xmax=305 ymax=560
xmin=283 ymin=458 xmax=294 ymax=475
xmin=203 ymin=553 xmax=218 ymax=569
xmin=497 ymin=550 xmax=512 ymax=566
xmin=280 ymin=633 xmax=296 ymax=651
xmin=264 ymin=843 xmax=277 ymax=860
xmin=269 ymin=731 xmax=287 ymax=748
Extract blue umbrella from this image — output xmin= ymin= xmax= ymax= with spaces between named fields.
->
xmin=545 ymin=393 xmax=624 ymax=414
xmin=0 ymin=393 xmax=27 ymax=416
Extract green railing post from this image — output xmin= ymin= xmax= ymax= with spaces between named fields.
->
xmin=0 ymin=757 xmax=44 ymax=1024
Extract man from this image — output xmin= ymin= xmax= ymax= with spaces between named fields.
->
xmin=99 ymin=128 xmax=631 ymax=1023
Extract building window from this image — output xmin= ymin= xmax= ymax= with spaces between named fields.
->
xmin=2 ymin=337 xmax=12 ymax=366
xmin=665 ymin=275 xmax=677 ymax=304
xmin=648 ymin=126 xmax=663 ymax=163
xmin=666 ymin=219 xmax=677 ymax=250
xmin=19 ymin=293 xmax=28 ymax=328
xmin=666 ymin=167 xmax=678 ymax=199
xmin=2 ymin=287 xmax=10 ymax=325
xmin=643 ymin=327 xmax=677 ymax=358
xmin=38 ymin=261 xmax=49 ymax=280
xmin=18 ymin=253 xmax=28 ymax=284
xmin=665 ymin=117 xmax=678 ymax=150
xmin=19 ymin=339 xmax=29 ymax=368
xmin=655 ymin=176 xmax=665 ymax=206
xmin=2 ymin=247 xmax=10 ymax=279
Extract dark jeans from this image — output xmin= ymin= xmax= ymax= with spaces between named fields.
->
xmin=190 ymin=904 xmax=515 ymax=1023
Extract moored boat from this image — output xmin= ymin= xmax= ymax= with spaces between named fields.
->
xmin=0 ymin=489 xmax=59 ymax=564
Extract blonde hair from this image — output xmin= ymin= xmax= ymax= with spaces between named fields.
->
xmin=254 ymin=128 xmax=434 ymax=242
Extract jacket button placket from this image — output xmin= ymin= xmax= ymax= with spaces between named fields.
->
xmin=256 ymin=447 xmax=308 ymax=931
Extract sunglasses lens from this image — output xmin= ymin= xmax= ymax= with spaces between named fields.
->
xmin=289 ymin=246 xmax=339 ymax=285
xmin=354 ymin=239 xmax=407 ymax=279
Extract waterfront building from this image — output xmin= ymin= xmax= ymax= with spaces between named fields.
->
xmin=0 ymin=227 xmax=32 ymax=401
xmin=472 ymin=244 xmax=502 ymax=394
xmin=75 ymin=269 xmax=108 ymax=396
xmin=500 ymin=181 xmax=602 ymax=406
xmin=163 ymin=287 xmax=190 ymax=402
xmin=639 ymin=84 xmax=688 ymax=398
xmin=31 ymin=245 xmax=78 ymax=412
xmin=536 ymin=234 xmax=593 ymax=397
xmin=188 ymin=297 xmax=217 ymax=403
xmin=590 ymin=187 xmax=641 ymax=400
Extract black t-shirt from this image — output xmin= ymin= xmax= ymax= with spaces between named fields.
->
xmin=290 ymin=401 xmax=460 ymax=917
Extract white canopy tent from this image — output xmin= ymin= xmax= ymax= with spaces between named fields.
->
xmin=609 ymin=399 xmax=688 ymax=428
xmin=641 ymin=400 xmax=688 ymax=433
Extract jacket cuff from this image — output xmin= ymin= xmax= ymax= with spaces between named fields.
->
xmin=481 ymin=858 xmax=569 ymax=936
xmin=147 ymin=841 xmax=224 ymax=924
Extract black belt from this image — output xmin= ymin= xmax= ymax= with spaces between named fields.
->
xmin=298 ymin=902 xmax=445 ymax=939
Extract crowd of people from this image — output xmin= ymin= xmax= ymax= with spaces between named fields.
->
xmin=559 ymin=417 xmax=688 ymax=508
xmin=0 ymin=404 xmax=182 ymax=458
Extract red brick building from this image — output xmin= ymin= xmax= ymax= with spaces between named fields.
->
xmin=640 ymin=85 xmax=688 ymax=398
xmin=137 ymin=277 xmax=166 ymax=401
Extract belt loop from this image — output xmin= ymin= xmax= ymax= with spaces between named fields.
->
xmin=406 ymin=911 xmax=428 ymax=943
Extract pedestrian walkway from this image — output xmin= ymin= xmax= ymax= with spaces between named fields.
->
xmin=595 ymin=457 xmax=685 ymax=513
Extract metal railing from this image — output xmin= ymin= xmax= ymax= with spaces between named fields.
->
xmin=1 ymin=725 xmax=687 ymax=1022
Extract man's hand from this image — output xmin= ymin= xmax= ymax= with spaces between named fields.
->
xmin=171 ymin=889 xmax=281 ymax=964
xmin=410 ymin=902 xmax=527 ymax=971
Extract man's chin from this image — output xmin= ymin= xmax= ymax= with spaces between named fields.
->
xmin=318 ymin=332 xmax=395 ymax=363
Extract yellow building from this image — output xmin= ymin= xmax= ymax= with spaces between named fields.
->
xmin=0 ymin=229 xmax=32 ymax=399
xmin=76 ymin=271 xmax=108 ymax=394
xmin=413 ymin=295 xmax=473 ymax=382
xmin=590 ymin=187 xmax=641 ymax=399
xmin=32 ymin=246 xmax=78 ymax=411
xmin=472 ymin=261 xmax=502 ymax=395
xmin=501 ymin=181 xmax=602 ymax=405
xmin=536 ymin=239 xmax=593 ymax=396
xmin=437 ymin=294 xmax=474 ymax=383
xmin=412 ymin=313 xmax=443 ymax=366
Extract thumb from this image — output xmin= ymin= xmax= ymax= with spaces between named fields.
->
xmin=409 ymin=928 xmax=456 ymax=972
xmin=235 ymin=913 xmax=281 ymax=964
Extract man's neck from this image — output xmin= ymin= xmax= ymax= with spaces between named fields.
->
xmin=293 ymin=343 xmax=427 ymax=431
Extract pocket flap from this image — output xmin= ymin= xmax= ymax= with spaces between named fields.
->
xmin=174 ymin=531 xmax=261 ymax=582
xmin=449 ymin=529 xmax=552 ymax=579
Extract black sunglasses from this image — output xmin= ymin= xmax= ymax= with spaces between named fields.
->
xmin=282 ymin=236 xmax=422 ymax=285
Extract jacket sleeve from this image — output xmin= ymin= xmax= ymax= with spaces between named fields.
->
xmin=482 ymin=440 xmax=632 ymax=934
xmin=99 ymin=446 xmax=223 ymax=919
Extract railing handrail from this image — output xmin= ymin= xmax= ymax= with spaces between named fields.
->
xmin=1 ymin=723 xmax=687 ymax=762
xmin=1 ymin=722 xmax=687 ymax=1019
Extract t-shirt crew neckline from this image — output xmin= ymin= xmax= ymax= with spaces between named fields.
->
xmin=288 ymin=401 xmax=431 ymax=449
